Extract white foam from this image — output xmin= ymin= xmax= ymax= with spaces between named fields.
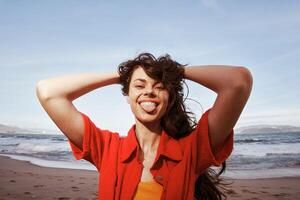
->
xmin=0 ymin=154 xmax=97 ymax=171
xmin=15 ymin=141 xmax=70 ymax=153
xmin=222 ymin=168 xmax=300 ymax=179
xmin=233 ymin=142 xmax=300 ymax=157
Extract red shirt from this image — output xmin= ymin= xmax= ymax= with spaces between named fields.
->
xmin=68 ymin=108 xmax=234 ymax=200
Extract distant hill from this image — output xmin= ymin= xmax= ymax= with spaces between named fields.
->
xmin=235 ymin=124 xmax=300 ymax=134
xmin=0 ymin=124 xmax=59 ymax=135
xmin=1 ymin=123 xmax=300 ymax=135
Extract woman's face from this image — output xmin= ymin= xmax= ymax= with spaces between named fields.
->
xmin=127 ymin=67 xmax=169 ymax=125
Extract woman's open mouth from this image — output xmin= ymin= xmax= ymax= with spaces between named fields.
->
xmin=139 ymin=101 xmax=158 ymax=113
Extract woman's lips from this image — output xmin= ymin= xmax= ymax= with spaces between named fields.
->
xmin=139 ymin=101 xmax=158 ymax=113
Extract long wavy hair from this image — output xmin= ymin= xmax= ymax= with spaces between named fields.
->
xmin=118 ymin=52 xmax=229 ymax=200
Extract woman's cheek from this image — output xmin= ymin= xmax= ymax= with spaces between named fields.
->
xmin=131 ymin=89 xmax=142 ymax=97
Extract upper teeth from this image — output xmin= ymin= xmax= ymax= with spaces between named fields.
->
xmin=140 ymin=102 xmax=157 ymax=106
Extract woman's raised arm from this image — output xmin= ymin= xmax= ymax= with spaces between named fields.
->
xmin=35 ymin=72 xmax=120 ymax=149
xmin=184 ymin=65 xmax=253 ymax=153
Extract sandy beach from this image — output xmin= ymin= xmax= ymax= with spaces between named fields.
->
xmin=0 ymin=155 xmax=299 ymax=200
xmin=0 ymin=155 xmax=98 ymax=200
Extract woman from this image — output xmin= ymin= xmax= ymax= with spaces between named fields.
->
xmin=36 ymin=52 xmax=253 ymax=199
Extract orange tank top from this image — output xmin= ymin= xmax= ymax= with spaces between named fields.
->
xmin=133 ymin=180 xmax=163 ymax=200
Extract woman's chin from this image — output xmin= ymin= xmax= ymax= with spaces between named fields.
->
xmin=136 ymin=114 xmax=162 ymax=125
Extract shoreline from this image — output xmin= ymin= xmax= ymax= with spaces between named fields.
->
xmin=2 ymin=153 xmax=299 ymax=180
xmin=0 ymin=153 xmax=97 ymax=171
xmin=1 ymin=155 xmax=300 ymax=199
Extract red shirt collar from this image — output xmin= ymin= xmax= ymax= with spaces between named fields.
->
xmin=121 ymin=125 xmax=183 ymax=163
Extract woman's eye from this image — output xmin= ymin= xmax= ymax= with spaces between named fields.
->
xmin=135 ymin=85 xmax=144 ymax=89
xmin=156 ymin=86 xmax=164 ymax=90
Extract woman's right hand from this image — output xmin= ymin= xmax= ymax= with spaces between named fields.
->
xmin=35 ymin=72 xmax=120 ymax=149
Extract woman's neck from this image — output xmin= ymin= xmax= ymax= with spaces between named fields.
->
xmin=135 ymin=121 xmax=161 ymax=154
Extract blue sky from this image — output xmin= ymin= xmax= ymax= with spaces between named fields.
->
xmin=0 ymin=0 xmax=299 ymax=135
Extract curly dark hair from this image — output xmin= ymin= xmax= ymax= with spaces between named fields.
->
xmin=118 ymin=52 xmax=229 ymax=200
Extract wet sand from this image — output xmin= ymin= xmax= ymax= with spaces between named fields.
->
xmin=0 ymin=155 xmax=299 ymax=199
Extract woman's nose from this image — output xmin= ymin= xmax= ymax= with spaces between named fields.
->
xmin=143 ymin=87 xmax=155 ymax=96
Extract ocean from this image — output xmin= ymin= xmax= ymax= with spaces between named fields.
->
xmin=0 ymin=131 xmax=299 ymax=179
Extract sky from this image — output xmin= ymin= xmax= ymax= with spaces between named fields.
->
xmin=0 ymin=0 xmax=300 ymax=135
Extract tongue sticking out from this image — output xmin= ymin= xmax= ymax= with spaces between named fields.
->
xmin=140 ymin=102 xmax=157 ymax=113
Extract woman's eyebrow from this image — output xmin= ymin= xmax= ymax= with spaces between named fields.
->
xmin=133 ymin=78 xmax=146 ymax=83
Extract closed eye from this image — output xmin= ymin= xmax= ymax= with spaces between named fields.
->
xmin=135 ymin=85 xmax=144 ymax=89
xmin=155 ymin=85 xmax=165 ymax=90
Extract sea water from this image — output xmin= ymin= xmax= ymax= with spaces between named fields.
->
xmin=224 ymin=132 xmax=300 ymax=179
xmin=0 ymin=131 xmax=299 ymax=179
